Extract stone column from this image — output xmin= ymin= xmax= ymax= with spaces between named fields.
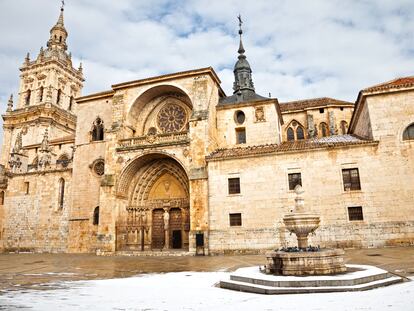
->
xmin=163 ymin=209 xmax=170 ymax=250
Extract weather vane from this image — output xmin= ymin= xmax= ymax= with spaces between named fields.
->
xmin=237 ymin=14 xmax=243 ymax=35
xmin=61 ymin=0 xmax=65 ymax=10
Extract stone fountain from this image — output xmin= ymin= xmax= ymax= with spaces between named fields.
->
xmin=219 ymin=185 xmax=403 ymax=294
xmin=264 ymin=185 xmax=347 ymax=276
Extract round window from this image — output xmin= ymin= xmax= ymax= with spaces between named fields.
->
xmin=235 ymin=110 xmax=245 ymax=125
xmin=93 ymin=160 xmax=105 ymax=176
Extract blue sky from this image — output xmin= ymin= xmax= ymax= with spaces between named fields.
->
xmin=0 ymin=0 xmax=414 ymax=116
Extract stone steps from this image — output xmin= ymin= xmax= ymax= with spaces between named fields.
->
xmin=219 ymin=264 xmax=406 ymax=295
xmin=220 ymin=276 xmax=403 ymax=294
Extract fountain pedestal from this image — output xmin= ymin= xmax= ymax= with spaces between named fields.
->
xmin=265 ymin=185 xmax=346 ymax=276
xmin=265 ymin=249 xmax=346 ymax=276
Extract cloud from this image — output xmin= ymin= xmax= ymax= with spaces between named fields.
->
xmin=1 ymin=0 xmax=414 ymax=146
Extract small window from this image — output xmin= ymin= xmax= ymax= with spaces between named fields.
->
xmin=340 ymin=107 xmax=344 ymax=111
xmin=229 ymin=213 xmax=242 ymax=226
xmin=0 ymin=191 xmax=4 ymax=205
xmin=93 ymin=206 xmax=100 ymax=225
xmin=39 ymin=86 xmax=44 ymax=102
xmin=56 ymin=89 xmax=62 ymax=105
xmin=319 ymin=108 xmax=324 ymax=113
xmin=288 ymin=173 xmax=302 ymax=191
xmin=348 ymin=206 xmax=363 ymax=221
xmin=296 ymin=127 xmax=305 ymax=140
xmin=24 ymin=182 xmax=30 ymax=194
xmin=68 ymin=96 xmax=74 ymax=111
xmin=342 ymin=168 xmax=361 ymax=191
xmin=58 ymin=178 xmax=65 ymax=209
xmin=403 ymin=123 xmax=414 ymax=140
xmin=228 ymin=177 xmax=240 ymax=194
xmin=235 ymin=110 xmax=245 ymax=125
xmin=287 ymin=127 xmax=294 ymax=141
xmin=25 ymin=90 xmax=31 ymax=106
xmin=92 ymin=117 xmax=104 ymax=141
xmin=236 ymin=128 xmax=246 ymax=144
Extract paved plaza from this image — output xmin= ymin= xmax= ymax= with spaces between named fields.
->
xmin=0 ymin=247 xmax=413 ymax=292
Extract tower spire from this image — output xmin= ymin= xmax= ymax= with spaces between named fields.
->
xmin=232 ymin=15 xmax=255 ymax=94
xmin=47 ymin=2 xmax=68 ymax=51
xmin=237 ymin=14 xmax=245 ymax=55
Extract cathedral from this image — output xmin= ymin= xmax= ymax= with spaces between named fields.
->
xmin=0 ymin=7 xmax=413 ymax=255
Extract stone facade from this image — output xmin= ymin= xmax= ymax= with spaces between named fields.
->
xmin=0 ymin=9 xmax=413 ymax=255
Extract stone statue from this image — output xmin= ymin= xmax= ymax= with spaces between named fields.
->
xmin=12 ymin=132 xmax=23 ymax=154
xmin=163 ymin=209 xmax=170 ymax=228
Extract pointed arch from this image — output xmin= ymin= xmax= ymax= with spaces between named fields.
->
xmin=91 ymin=117 xmax=104 ymax=141
xmin=287 ymin=127 xmax=294 ymax=141
xmin=25 ymin=90 xmax=31 ymax=106
xmin=38 ymin=86 xmax=44 ymax=102
xmin=296 ymin=126 xmax=305 ymax=140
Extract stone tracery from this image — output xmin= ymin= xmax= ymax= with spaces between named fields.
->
xmin=157 ymin=103 xmax=187 ymax=133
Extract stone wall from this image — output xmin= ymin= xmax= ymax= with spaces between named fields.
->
xmin=1 ymin=170 xmax=72 ymax=252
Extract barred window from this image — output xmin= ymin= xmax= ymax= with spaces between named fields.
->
xmin=236 ymin=128 xmax=246 ymax=144
xmin=348 ymin=206 xmax=363 ymax=221
xmin=288 ymin=173 xmax=302 ymax=190
xmin=228 ymin=178 xmax=240 ymax=194
xmin=229 ymin=213 xmax=242 ymax=226
xmin=342 ymin=168 xmax=361 ymax=191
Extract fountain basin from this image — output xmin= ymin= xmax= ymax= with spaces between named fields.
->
xmin=283 ymin=213 xmax=320 ymax=249
xmin=265 ymin=248 xmax=347 ymax=276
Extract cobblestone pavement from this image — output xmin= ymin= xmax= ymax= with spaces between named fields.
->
xmin=0 ymin=247 xmax=413 ymax=292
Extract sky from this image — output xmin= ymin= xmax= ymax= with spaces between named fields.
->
xmin=1 ymin=0 xmax=414 ymax=113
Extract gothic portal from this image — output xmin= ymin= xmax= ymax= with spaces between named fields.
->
xmin=116 ymin=156 xmax=190 ymax=251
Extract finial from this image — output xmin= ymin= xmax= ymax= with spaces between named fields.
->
xmin=57 ymin=1 xmax=65 ymax=25
xmin=61 ymin=0 xmax=65 ymax=11
xmin=24 ymin=52 xmax=30 ymax=65
xmin=7 ymin=94 xmax=13 ymax=112
xmin=237 ymin=14 xmax=245 ymax=55
xmin=78 ymin=62 xmax=83 ymax=73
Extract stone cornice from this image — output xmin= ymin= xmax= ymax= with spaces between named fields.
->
xmin=76 ymin=90 xmax=115 ymax=103
xmin=111 ymin=67 xmax=225 ymax=95
xmin=2 ymin=104 xmax=77 ymax=130
xmin=20 ymin=59 xmax=84 ymax=83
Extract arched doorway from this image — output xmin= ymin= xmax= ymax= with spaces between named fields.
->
xmin=116 ymin=155 xmax=190 ymax=251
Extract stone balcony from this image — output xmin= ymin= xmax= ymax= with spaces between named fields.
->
xmin=117 ymin=131 xmax=190 ymax=151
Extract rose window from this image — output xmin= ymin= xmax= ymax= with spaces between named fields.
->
xmin=157 ymin=104 xmax=186 ymax=133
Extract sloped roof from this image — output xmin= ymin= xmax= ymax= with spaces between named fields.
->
xmin=279 ymin=97 xmax=353 ymax=112
xmin=206 ymin=135 xmax=377 ymax=161
xmin=362 ymin=76 xmax=414 ymax=93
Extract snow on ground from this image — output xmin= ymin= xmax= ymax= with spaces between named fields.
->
xmin=0 ymin=271 xmax=413 ymax=311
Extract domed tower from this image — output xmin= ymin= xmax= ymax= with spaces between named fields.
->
xmin=17 ymin=4 xmax=83 ymax=112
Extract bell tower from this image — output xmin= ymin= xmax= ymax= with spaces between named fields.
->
xmin=17 ymin=4 xmax=83 ymax=112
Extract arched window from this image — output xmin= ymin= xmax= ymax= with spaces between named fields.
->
xmin=340 ymin=121 xmax=348 ymax=135
xmin=287 ymin=127 xmax=295 ymax=141
xmin=93 ymin=206 xmax=100 ymax=225
xmin=25 ymin=90 xmax=31 ymax=106
xmin=296 ymin=126 xmax=305 ymax=140
xmin=39 ymin=86 xmax=44 ymax=102
xmin=320 ymin=123 xmax=328 ymax=137
xmin=56 ymin=89 xmax=62 ymax=105
xmin=92 ymin=118 xmax=104 ymax=141
xmin=58 ymin=178 xmax=65 ymax=209
xmin=403 ymin=123 xmax=414 ymax=140
xmin=0 ymin=191 xmax=4 ymax=205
